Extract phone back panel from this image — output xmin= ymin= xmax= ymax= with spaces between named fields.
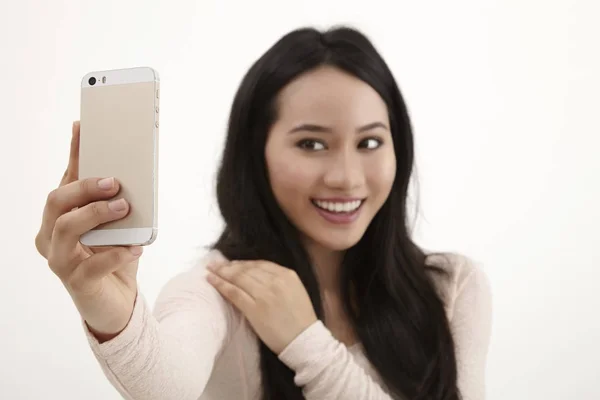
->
xmin=79 ymin=67 xmax=159 ymax=231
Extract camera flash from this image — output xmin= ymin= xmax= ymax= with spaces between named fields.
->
xmin=102 ymin=76 xmax=106 ymax=83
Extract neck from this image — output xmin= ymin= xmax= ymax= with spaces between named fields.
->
xmin=303 ymin=240 xmax=358 ymax=346
xmin=305 ymin=242 xmax=344 ymax=294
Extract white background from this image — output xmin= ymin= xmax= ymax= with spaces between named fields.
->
xmin=1 ymin=0 xmax=598 ymax=399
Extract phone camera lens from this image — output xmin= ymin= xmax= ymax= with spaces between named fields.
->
xmin=88 ymin=77 xmax=96 ymax=86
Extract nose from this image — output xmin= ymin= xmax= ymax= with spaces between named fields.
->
xmin=323 ymin=151 xmax=365 ymax=191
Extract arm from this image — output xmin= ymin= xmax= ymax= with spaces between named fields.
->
xmin=204 ymin=259 xmax=394 ymax=399
xmin=276 ymin=259 xmax=493 ymax=400
xmin=83 ymin=254 xmax=237 ymax=400
xmin=277 ymin=321 xmax=394 ymax=400
xmin=449 ymin=261 xmax=493 ymax=400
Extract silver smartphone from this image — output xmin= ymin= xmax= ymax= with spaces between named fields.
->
xmin=78 ymin=66 xmax=160 ymax=247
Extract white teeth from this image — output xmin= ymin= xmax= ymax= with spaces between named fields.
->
xmin=313 ymin=200 xmax=362 ymax=213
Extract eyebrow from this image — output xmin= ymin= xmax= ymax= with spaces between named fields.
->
xmin=287 ymin=121 xmax=389 ymax=134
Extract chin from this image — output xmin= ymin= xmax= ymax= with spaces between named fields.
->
xmin=309 ymin=231 xmax=365 ymax=252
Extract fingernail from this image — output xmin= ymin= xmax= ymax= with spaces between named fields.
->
xmin=207 ymin=262 xmax=226 ymax=271
xmin=129 ymin=246 xmax=143 ymax=256
xmin=98 ymin=177 xmax=114 ymax=190
xmin=108 ymin=198 xmax=127 ymax=212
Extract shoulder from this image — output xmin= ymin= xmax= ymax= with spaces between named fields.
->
xmin=158 ymin=248 xmax=230 ymax=295
xmin=152 ymin=248 xmax=241 ymax=337
xmin=424 ymin=252 xmax=492 ymax=322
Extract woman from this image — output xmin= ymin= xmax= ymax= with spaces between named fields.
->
xmin=35 ymin=26 xmax=492 ymax=399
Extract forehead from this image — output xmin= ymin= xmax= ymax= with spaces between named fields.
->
xmin=274 ymin=66 xmax=388 ymax=125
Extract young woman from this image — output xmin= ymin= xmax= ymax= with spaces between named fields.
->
xmin=35 ymin=26 xmax=492 ymax=400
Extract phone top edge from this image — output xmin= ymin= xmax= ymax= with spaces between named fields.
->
xmin=81 ymin=66 xmax=159 ymax=88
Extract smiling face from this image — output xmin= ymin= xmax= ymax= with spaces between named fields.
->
xmin=265 ymin=65 xmax=397 ymax=253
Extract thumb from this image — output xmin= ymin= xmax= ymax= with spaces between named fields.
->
xmin=59 ymin=121 xmax=81 ymax=187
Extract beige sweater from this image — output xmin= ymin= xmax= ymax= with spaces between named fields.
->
xmin=83 ymin=249 xmax=492 ymax=400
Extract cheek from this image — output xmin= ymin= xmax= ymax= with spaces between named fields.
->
xmin=267 ymin=152 xmax=316 ymax=206
xmin=367 ymin=151 xmax=396 ymax=195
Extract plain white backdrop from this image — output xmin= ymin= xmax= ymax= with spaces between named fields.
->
xmin=1 ymin=0 xmax=598 ymax=398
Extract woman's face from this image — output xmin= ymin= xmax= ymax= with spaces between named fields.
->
xmin=265 ymin=66 xmax=396 ymax=252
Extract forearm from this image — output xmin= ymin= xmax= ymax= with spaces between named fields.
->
xmin=84 ymin=292 xmax=220 ymax=400
xmin=278 ymin=320 xmax=394 ymax=400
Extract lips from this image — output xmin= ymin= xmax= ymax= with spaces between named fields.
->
xmin=312 ymin=199 xmax=363 ymax=213
xmin=311 ymin=198 xmax=366 ymax=225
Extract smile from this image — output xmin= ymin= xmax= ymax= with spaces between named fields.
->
xmin=311 ymin=198 xmax=365 ymax=224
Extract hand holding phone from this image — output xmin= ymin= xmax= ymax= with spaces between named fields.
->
xmin=34 ymin=67 xmax=160 ymax=340
xmin=35 ymin=122 xmax=144 ymax=342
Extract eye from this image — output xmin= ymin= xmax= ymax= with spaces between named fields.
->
xmin=296 ymin=139 xmax=327 ymax=151
xmin=358 ymin=137 xmax=383 ymax=150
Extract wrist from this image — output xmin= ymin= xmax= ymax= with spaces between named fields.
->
xmin=85 ymin=320 xmax=126 ymax=343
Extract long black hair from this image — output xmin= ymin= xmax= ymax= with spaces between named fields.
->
xmin=212 ymin=25 xmax=460 ymax=400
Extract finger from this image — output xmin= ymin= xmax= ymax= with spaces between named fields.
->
xmin=229 ymin=261 xmax=276 ymax=284
xmin=60 ymin=121 xmax=81 ymax=187
xmin=209 ymin=261 xmax=272 ymax=295
xmin=50 ymin=177 xmax=120 ymax=217
xmin=236 ymin=260 xmax=283 ymax=277
xmin=206 ymin=258 xmax=229 ymax=270
xmin=67 ymin=246 xmax=143 ymax=292
xmin=51 ymin=198 xmax=130 ymax=255
xmin=206 ymin=272 xmax=255 ymax=314
xmin=38 ymin=177 xmax=121 ymax=254
xmin=208 ymin=262 xmax=260 ymax=294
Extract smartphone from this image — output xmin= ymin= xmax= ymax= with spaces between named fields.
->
xmin=78 ymin=66 xmax=160 ymax=247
